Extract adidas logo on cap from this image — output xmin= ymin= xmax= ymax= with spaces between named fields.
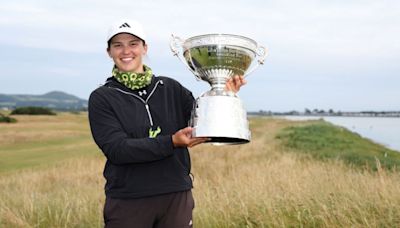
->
xmin=107 ymin=19 xmax=146 ymax=43
xmin=119 ymin=23 xmax=130 ymax=28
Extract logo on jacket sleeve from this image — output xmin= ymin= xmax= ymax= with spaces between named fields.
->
xmin=149 ymin=126 xmax=162 ymax=138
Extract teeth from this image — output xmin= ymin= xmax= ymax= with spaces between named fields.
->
xmin=121 ymin=57 xmax=133 ymax=62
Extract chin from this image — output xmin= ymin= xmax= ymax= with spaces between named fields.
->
xmin=118 ymin=66 xmax=137 ymax=73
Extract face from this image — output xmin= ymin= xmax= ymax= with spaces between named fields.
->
xmin=107 ymin=33 xmax=148 ymax=73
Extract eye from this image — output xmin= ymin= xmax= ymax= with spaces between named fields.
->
xmin=112 ymin=43 xmax=122 ymax=48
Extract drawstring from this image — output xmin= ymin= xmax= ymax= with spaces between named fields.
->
xmin=145 ymin=104 xmax=153 ymax=126
xmin=189 ymin=173 xmax=195 ymax=183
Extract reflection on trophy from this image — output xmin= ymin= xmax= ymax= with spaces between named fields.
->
xmin=170 ymin=34 xmax=267 ymax=145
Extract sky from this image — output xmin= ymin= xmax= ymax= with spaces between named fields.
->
xmin=0 ymin=0 xmax=399 ymax=112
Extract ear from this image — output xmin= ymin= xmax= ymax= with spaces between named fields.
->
xmin=143 ymin=43 xmax=148 ymax=55
xmin=107 ymin=47 xmax=113 ymax=58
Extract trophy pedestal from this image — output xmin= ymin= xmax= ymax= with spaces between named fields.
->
xmin=190 ymin=95 xmax=251 ymax=145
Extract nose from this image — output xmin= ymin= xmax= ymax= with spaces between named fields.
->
xmin=122 ymin=45 xmax=132 ymax=55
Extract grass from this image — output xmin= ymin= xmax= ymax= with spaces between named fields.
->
xmin=275 ymin=119 xmax=400 ymax=170
xmin=1 ymin=114 xmax=400 ymax=227
xmin=0 ymin=158 xmax=104 ymax=227
xmin=191 ymin=117 xmax=400 ymax=227
xmin=0 ymin=112 xmax=99 ymax=173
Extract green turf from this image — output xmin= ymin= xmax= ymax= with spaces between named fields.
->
xmin=276 ymin=120 xmax=400 ymax=170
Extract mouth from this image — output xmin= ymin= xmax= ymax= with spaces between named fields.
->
xmin=121 ymin=57 xmax=134 ymax=63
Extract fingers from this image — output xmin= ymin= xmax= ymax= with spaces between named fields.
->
xmin=173 ymin=127 xmax=211 ymax=148
xmin=172 ymin=127 xmax=192 ymax=147
xmin=239 ymin=75 xmax=247 ymax=86
xmin=179 ymin=127 xmax=193 ymax=136
xmin=234 ymin=76 xmax=241 ymax=92
xmin=234 ymin=75 xmax=247 ymax=91
xmin=188 ymin=137 xmax=210 ymax=148
xmin=225 ymin=78 xmax=234 ymax=92
xmin=225 ymin=75 xmax=246 ymax=93
xmin=173 ymin=126 xmax=214 ymax=148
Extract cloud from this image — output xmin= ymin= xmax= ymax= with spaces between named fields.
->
xmin=1 ymin=0 xmax=399 ymax=57
xmin=0 ymin=0 xmax=399 ymax=110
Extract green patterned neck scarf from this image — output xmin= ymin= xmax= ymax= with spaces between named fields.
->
xmin=112 ymin=65 xmax=153 ymax=90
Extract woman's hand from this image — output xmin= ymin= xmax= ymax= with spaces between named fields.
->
xmin=172 ymin=127 xmax=209 ymax=148
xmin=225 ymin=75 xmax=247 ymax=93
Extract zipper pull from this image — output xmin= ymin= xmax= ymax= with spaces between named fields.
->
xmin=145 ymin=104 xmax=154 ymax=126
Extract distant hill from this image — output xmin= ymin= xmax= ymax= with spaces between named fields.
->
xmin=0 ymin=91 xmax=88 ymax=111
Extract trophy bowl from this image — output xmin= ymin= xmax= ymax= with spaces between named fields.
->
xmin=171 ymin=34 xmax=267 ymax=145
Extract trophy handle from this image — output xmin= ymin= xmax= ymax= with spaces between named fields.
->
xmin=244 ymin=45 xmax=268 ymax=78
xmin=170 ymin=34 xmax=202 ymax=81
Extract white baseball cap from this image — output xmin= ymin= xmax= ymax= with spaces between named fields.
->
xmin=107 ymin=19 xmax=146 ymax=43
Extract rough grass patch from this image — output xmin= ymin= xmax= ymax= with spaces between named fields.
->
xmin=276 ymin=120 xmax=400 ymax=170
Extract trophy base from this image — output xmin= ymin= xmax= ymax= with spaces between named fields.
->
xmin=190 ymin=95 xmax=251 ymax=145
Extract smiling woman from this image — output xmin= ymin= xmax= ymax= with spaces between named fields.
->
xmin=91 ymin=19 xmax=198 ymax=228
xmin=107 ymin=33 xmax=153 ymax=91
xmin=88 ymin=18 xmax=247 ymax=228
xmin=107 ymin=34 xmax=147 ymax=73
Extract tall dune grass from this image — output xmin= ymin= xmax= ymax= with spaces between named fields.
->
xmin=0 ymin=158 xmax=105 ymax=227
xmin=191 ymin=118 xmax=400 ymax=227
xmin=1 ymin=114 xmax=400 ymax=227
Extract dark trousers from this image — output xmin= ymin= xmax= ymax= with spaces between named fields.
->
xmin=104 ymin=190 xmax=194 ymax=228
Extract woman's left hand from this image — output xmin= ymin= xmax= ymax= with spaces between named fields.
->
xmin=225 ymin=75 xmax=247 ymax=93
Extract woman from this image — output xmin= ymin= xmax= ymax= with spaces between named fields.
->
xmin=88 ymin=19 xmax=246 ymax=228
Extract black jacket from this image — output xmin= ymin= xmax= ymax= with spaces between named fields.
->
xmin=89 ymin=76 xmax=194 ymax=198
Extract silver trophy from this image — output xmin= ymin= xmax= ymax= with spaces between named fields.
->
xmin=170 ymin=34 xmax=267 ymax=144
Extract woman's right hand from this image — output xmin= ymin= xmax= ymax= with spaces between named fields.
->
xmin=172 ymin=127 xmax=209 ymax=148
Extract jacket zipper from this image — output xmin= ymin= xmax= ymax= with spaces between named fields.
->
xmin=108 ymin=80 xmax=163 ymax=127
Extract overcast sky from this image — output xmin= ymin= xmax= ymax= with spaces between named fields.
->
xmin=0 ymin=0 xmax=399 ymax=112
